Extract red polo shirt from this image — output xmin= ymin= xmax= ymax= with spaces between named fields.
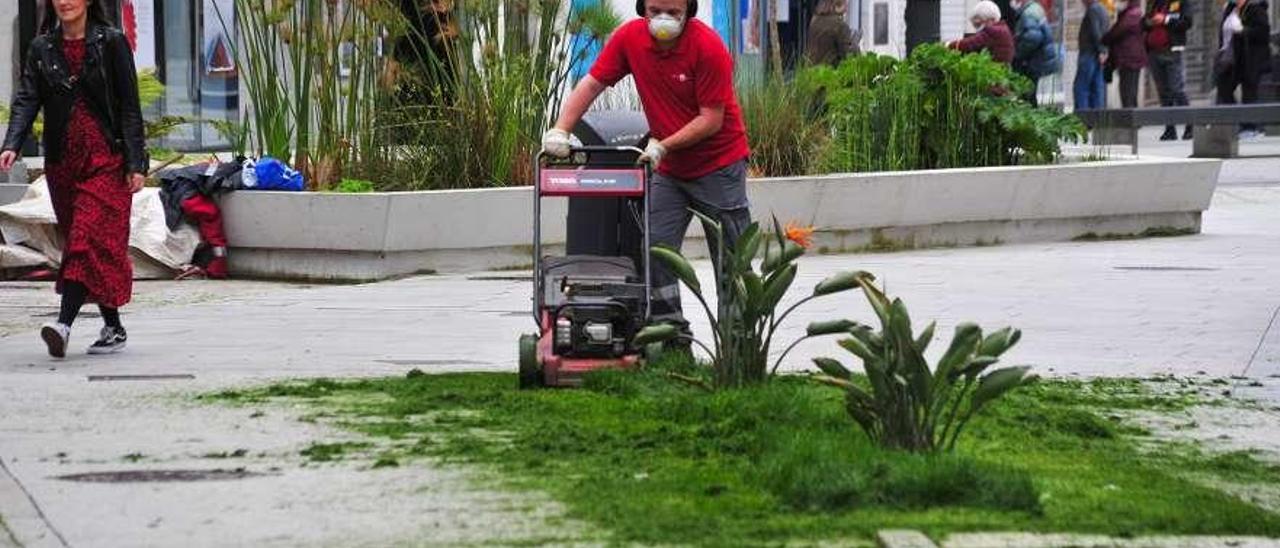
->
xmin=589 ymin=18 xmax=750 ymax=180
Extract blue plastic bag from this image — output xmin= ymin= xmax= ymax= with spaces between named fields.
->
xmin=251 ymin=157 xmax=306 ymax=191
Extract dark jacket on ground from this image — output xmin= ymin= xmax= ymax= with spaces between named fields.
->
xmin=805 ymin=13 xmax=859 ymax=66
xmin=1103 ymin=4 xmax=1149 ymax=70
xmin=1220 ymin=0 xmax=1273 ymax=82
xmin=3 ymin=22 xmax=148 ymax=175
xmin=1144 ymin=0 xmax=1193 ymax=51
xmin=952 ymin=21 xmax=1016 ymax=64
xmin=1078 ymin=1 xmax=1110 ymax=55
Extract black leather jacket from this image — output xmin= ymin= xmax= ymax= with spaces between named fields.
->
xmin=2 ymin=23 xmax=149 ymax=175
xmin=1220 ymin=0 xmax=1273 ymax=82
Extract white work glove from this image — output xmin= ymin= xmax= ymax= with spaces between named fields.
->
xmin=542 ymin=128 xmax=572 ymax=158
xmin=639 ymin=139 xmax=667 ymax=166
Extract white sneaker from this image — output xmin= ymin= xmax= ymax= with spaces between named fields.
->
xmin=40 ymin=322 xmax=70 ymax=358
xmin=87 ymin=326 xmax=127 ymax=355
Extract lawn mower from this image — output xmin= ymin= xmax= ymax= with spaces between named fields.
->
xmin=518 ymin=146 xmax=653 ymax=388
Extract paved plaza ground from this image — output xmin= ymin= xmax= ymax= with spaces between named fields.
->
xmin=1 ymin=129 xmax=1279 ymax=546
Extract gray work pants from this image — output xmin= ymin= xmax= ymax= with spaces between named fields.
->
xmin=648 ymin=159 xmax=752 ymax=333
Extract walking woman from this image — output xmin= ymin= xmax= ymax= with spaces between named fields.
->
xmin=0 ymin=0 xmax=149 ymax=358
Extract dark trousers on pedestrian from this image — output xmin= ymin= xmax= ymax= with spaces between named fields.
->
xmin=1118 ymin=68 xmax=1141 ymax=108
xmin=1074 ymin=54 xmax=1106 ymax=110
xmin=1217 ymin=69 xmax=1262 ymax=132
xmin=649 ymin=159 xmax=752 ymax=333
xmin=1149 ymin=50 xmax=1190 ymax=132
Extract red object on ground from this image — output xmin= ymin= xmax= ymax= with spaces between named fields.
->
xmin=180 ymin=194 xmax=229 ymax=279
xmin=19 ymin=269 xmax=58 ymax=282
xmin=589 ymin=19 xmax=750 ymax=181
xmin=45 ymin=38 xmax=133 ymax=308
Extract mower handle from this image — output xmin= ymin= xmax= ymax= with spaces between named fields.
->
xmin=536 ymin=146 xmax=646 ymax=165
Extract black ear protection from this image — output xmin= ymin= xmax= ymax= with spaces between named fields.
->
xmin=635 ymin=0 xmax=698 ymax=18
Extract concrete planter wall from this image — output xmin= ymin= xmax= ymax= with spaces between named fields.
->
xmin=219 ymin=157 xmax=1221 ymax=281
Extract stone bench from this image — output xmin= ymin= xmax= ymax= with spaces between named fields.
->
xmin=1076 ymin=104 xmax=1280 ymax=158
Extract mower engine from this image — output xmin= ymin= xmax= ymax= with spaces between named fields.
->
xmin=544 ymin=257 xmax=645 ymax=359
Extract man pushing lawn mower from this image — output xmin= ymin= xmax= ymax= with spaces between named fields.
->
xmin=542 ymin=0 xmax=752 ymax=346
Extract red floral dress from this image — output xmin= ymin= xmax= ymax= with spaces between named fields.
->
xmin=45 ymin=38 xmax=132 ymax=308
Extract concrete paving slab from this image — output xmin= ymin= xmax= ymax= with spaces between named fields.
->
xmin=878 ymin=529 xmax=939 ymax=548
xmin=2 ymin=186 xmax=1277 ymax=380
xmin=943 ymin=532 xmax=1280 ymax=547
xmin=0 ymin=152 xmax=1278 ymax=546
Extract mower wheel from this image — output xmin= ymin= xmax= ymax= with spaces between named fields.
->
xmin=518 ymin=334 xmax=541 ymax=389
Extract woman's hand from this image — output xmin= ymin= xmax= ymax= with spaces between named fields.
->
xmin=0 ymin=150 xmax=18 ymax=172
xmin=127 ymin=172 xmax=146 ymax=193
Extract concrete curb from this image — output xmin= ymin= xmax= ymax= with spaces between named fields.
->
xmin=876 ymin=530 xmax=1280 ymax=548
xmin=0 ymin=457 xmax=67 ymax=548
xmin=218 ymin=157 xmax=1222 ymax=281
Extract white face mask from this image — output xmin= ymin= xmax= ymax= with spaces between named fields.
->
xmin=648 ymin=14 xmax=685 ymax=41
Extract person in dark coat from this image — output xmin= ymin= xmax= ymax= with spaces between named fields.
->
xmin=949 ymin=1 xmax=1015 ymax=64
xmin=1103 ymin=0 xmax=1149 ymax=107
xmin=805 ymin=0 xmax=860 ymax=66
xmin=1145 ymin=0 xmax=1194 ymax=140
xmin=1074 ymin=0 xmax=1110 ymax=111
xmin=0 ymin=0 xmax=148 ymax=358
xmin=1010 ymin=0 xmax=1060 ymax=105
xmin=1216 ymin=0 xmax=1273 ymax=136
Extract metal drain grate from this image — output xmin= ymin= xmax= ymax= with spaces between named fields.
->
xmin=1113 ymin=266 xmax=1220 ymax=272
xmin=54 ymin=468 xmax=269 ymax=483
xmin=87 ymin=374 xmax=196 ymax=382
xmin=376 ymin=359 xmax=487 ymax=366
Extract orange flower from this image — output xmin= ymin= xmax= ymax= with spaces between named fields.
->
xmin=784 ymin=222 xmax=815 ymax=249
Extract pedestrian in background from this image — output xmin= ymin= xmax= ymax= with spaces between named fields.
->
xmin=1216 ymin=0 xmax=1272 ymax=138
xmin=949 ymin=1 xmax=1015 ymax=65
xmin=806 ymin=0 xmax=860 ymax=67
xmin=1145 ymin=0 xmax=1194 ymax=140
xmin=1010 ymin=0 xmax=1061 ymax=105
xmin=1074 ymin=0 xmax=1110 ymax=110
xmin=0 ymin=0 xmax=149 ymax=358
xmin=1103 ymin=0 xmax=1148 ymax=107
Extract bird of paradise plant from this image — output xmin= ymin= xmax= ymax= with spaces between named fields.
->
xmin=635 ymin=213 xmax=870 ymax=389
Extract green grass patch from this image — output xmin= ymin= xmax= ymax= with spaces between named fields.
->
xmin=299 ymin=442 xmax=371 ymax=463
xmin=206 ymin=370 xmax=1280 ymax=545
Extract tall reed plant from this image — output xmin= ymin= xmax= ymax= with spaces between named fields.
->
xmin=737 ymin=72 xmax=826 ymax=177
xmin=217 ymin=0 xmax=389 ymax=189
xmin=363 ymin=0 xmax=622 ymax=190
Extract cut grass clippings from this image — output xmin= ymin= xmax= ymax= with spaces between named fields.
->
xmin=205 ymin=365 xmax=1280 ymax=546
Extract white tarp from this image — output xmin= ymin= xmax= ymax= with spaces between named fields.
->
xmin=0 ymin=178 xmax=201 ymax=279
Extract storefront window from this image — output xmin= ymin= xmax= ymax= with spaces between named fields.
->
xmin=151 ymin=0 xmax=237 ymax=151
